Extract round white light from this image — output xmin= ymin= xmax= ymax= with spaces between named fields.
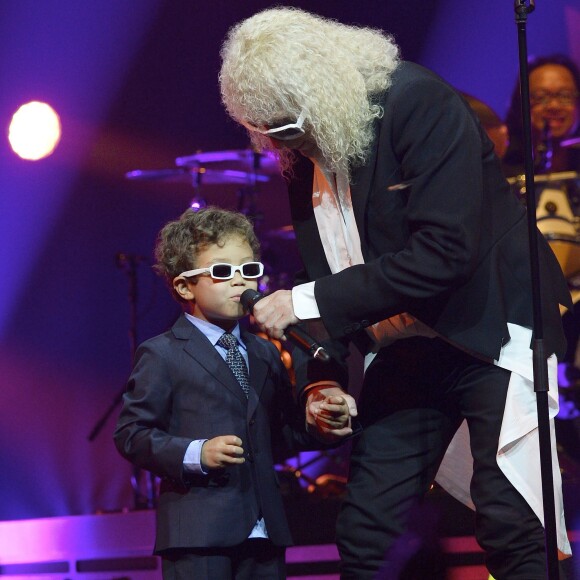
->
xmin=8 ymin=101 xmax=62 ymax=161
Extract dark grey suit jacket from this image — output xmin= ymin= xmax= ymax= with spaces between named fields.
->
xmin=114 ymin=314 xmax=313 ymax=552
xmin=288 ymin=61 xmax=571 ymax=392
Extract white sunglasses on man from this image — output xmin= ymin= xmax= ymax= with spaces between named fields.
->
xmin=242 ymin=109 xmax=306 ymax=141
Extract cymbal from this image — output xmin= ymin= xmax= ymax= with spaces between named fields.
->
xmin=125 ymin=167 xmax=269 ymax=185
xmin=507 ymin=171 xmax=579 ymax=185
xmin=265 ymin=225 xmax=295 ymax=240
xmin=175 ymin=149 xmax=280 ymax=175
xmin=561 ymin=137 xmax=580 ymax=149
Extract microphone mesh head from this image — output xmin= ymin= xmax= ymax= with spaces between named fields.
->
xmin=240 ymin=289 xmax=262 ymax=312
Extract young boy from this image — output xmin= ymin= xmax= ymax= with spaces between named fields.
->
xmin=114 ymin=206 xmax=351 ymax=580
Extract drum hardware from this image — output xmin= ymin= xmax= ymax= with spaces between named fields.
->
xmin=265 ymin=224 xmax=296 ymax=240
xmin=126 ymin=148 xmax=276 ymax=216
xmin=561 ymin=137 xmax=580 ymax=149
xmin=535 ymin=187 xmax=580 ymax=279
xmin=126 ymin=149 xmax=278 ymax=183
xmin=126 ymin=150 xmax=298 ymax=289
xmin=537 ymin=188 xmax=575 ymax=221
xmin=175 ymin=149 xmax=280 ymax=175
xmin=537 ymin=124 xmax=554 ymax=172
xmin=87 ymin=253 xmax=159 ymax=510
xmin=507 ymin=170 xmax=579 ymax=186
xmin=509 ymin=172 xmax=580 ymax=280
xmin=277 ymin=450 xmax=348 ymax=498
xmin=125 ymin=166 xmax=270 ymax=186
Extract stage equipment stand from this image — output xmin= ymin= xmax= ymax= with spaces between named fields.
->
xmin=514 ymin=1 xmax=560 ymax=577
xmin=87 ymin=253 xmax=156 ymax=510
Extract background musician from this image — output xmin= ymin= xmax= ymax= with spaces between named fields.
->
xmin=462 ymin=92 xmax=510 ymax=161
xmin=503 ymin=54 xmax=580 ymax=177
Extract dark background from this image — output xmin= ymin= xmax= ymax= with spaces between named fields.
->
xmin=0 ymin=0 xmax=578 ymax=521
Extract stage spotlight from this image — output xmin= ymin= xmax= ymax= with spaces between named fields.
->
xmin=8 ymin=101 xmax=62 ymax=160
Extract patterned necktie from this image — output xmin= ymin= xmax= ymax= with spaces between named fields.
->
xmin=217 ymin=332 xmax=250 ymax=397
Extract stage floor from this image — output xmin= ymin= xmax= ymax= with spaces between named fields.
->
xmin=0 ymin=509 xmax=493 ymax=579
xmin=1 ymin=484 xmax=579 ymax=580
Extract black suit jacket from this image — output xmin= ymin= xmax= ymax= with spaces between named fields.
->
xmin=114 ymin=314 xmax=313 ymax=552
xmin=288 ymin=62 xmax=571 ymax=391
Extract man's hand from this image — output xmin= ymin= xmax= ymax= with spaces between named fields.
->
xmin=201 ymin=436 xmax=245 ymax=470
xmin=306 ymin=385 xmax=358 ymax=443
xmin=251 ymin=290 xmax=299 ymax=340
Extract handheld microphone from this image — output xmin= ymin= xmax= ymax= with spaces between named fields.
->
xmin=240 ymin=289 xmax=330 ymax=362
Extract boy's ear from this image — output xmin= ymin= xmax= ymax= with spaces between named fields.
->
xmin=173 ymin=277 xmax=195 ymax=301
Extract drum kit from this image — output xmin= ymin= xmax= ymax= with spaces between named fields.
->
xmin=126 ymin=148 xmax=298 ymax=293
xmin=127 ymin=142 xmax=580 ymax=301
xmin=126 ymin=149 xmax=280 ymax=182
xmin=507 ymin=138 xmax=580 ymax=472
xmin=126 ymin=148 xmax=279 ymax=211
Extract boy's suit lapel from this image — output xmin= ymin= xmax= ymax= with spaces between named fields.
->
xmin=173 ymin=315 xmax=248 ymax=404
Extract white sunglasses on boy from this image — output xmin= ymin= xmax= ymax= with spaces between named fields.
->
xmin=177 ymin=261 xmax=264 ymax=281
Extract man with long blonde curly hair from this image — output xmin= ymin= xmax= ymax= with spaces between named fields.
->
xmin=220 ymin=7 xmax=398 ymax=178
xmin=220 ymin=7 xmax=572 ymax=579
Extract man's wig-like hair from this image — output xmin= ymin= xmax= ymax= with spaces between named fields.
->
xmin=219 ymin=7 xmax=400 ymax=175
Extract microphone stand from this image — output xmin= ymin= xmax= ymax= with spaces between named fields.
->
xmin=514 ymin=1 xmax=560 ymax=577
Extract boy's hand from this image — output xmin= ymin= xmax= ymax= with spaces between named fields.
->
xmin=306 ymin=385 xmax=358 ymax=443
xmin=201 ymin=436 xmax=245 ymax=470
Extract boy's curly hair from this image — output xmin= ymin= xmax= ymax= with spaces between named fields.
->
xmin=154 ymin=206 xmax=260 ymax=302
